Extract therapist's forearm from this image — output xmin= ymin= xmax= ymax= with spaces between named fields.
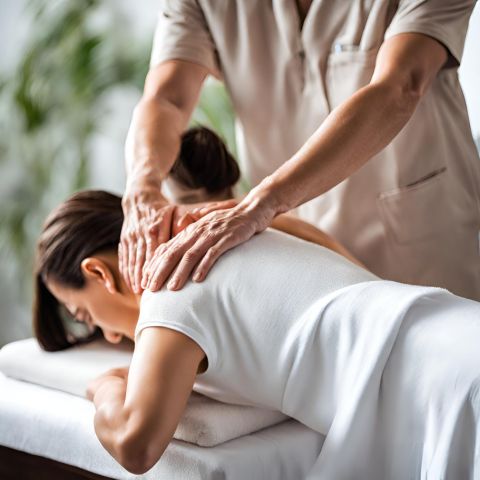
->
xmin=125 ymin=95 xmax=187 ymax=193
xmin=249 ymin=81 xmax=420 ymax=214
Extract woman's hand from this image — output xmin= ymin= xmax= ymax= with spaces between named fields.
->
xmin=86 ymin=367 xmax=129 ymax=402
xmin=120 ymin=185 xmax=176 ymax=294
xmin=141 ymin=196 xmax=276 ymax=292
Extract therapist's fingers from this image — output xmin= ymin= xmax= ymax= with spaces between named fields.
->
xmin=120 ymin=184 xmax=175 ymax=292
xmin=173 ymin=212 xmax=197 ymax=236
xmin=142 ymin=241 xmax=165 ymax=289
xmin=142 ymin=205 xmax=211 ymax=290
xmin=127 ymin=235 xmax=139 ymax=293
xmin=151 ymin=213 xmax=252 ymax=291
xmin=191 ymin=199 xmax=238 ymax=218
xmin=118 ymin=243 xmax=124 ymax=284
xmin=143 ymin=214 xmax=216 ymax=291
xmin=165 ymin=237 xmax=219 ymax=291
xmin=143 ymin=234 xmax=198 ymax=291
xmin=166 ymin=222 xmax=253 ymax=290
xmin=129 ymin=206 xmax=175 ymax=293
xmin=191 ymin=235 xmax=237 ymax=283
xmin=119 ymin=237 xmax=132 ymax=291
xmin=144 ymin=204 xmax=175 ymax=265
xmin=133 ymin=237 xmax=146 ymax=293
xmin=143 ymin=199 xmax=273 ymax=292
xmin=145 ymin=229 xmax=156 ymax=267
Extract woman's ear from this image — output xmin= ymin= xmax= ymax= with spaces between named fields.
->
xmin=80 ymin=258 xmax=117 ymax=294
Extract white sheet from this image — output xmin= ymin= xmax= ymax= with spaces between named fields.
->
xmin=0 ymin=372 xmax=324 ymax=479
xmin=0 ymin=338 xmax=287 ymax=447
xmin=303 ymin=284 xmax=480 ymax=479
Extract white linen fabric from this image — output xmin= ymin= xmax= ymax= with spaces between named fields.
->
xmin=0 ymin=338 xmax=287 ymax=447
xmin=0 ymin=373 xmax=324 ymax=479
xmin=0 ymin=337 xmax=133 ymax=397
xmin=136 ymin=228 xmax=480 ymax=479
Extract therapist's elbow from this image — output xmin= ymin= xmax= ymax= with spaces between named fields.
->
xmin=370 ymin=77 xmax=422 ymax=123
xmin=381 ymin=66 xmax=430 ymax=110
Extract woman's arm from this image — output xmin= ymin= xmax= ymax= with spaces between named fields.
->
xmin=89 ymin=327 xmax=205 ymax=474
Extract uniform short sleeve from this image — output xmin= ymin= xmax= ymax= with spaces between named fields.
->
xmin=149 ymin=0 xmax=220 ymax=77
xmin=384 ymin=0 xmax=476 ymax=68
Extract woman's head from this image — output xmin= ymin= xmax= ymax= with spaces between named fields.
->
xmin=34 ymin=190 xmax=138 ymax=351
xmin=34 ymin=125 xmax=240 ymax=351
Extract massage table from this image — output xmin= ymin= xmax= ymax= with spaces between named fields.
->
xmin=0 ymin=338 xmax=324 ymax=479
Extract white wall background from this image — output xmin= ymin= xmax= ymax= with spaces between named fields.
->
xmin=0 ymin=1 xmax=479 ymax=346
xmin=459 ymin=3 xmax=480 ymax=143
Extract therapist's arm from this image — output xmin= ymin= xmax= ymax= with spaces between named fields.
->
xmin=120 ymin=60 xmax=209 ymax=294
xmin=88 ymin=327 xmax=204 ymax=475
xmin=142 ymin=32 xmax=448 ymax=292
xmin=173 ymin=204 xmax=364 ymax=267
xmin=252 ymin=32 xmax=449 ymax=213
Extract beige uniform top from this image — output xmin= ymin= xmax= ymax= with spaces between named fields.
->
xmin=151 ymin=0 xmax=480 ymax=300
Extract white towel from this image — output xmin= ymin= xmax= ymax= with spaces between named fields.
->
xmin=0 ymin=338 xmax=287 ymax=447
xmin=0 ymin=373 xmax=324 ymax=480
xmin=299 ymin=282 xmax=480 ymax=479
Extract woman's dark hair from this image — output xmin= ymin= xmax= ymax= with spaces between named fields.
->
xmin=170 ymin=126 xmax=240 ymax=194
xmin=33 ymin=125 xmax=237 ymax=352
xmin=33 ymin=190 xmax=123 ymax=351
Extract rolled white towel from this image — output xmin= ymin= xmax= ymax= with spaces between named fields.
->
xmin=0 ymin=338 xmax=287 ymax=447
xmin=175 ymin=391 xmax=288 ymax=446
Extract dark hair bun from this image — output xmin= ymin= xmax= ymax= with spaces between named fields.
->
xmin=170 ymin=126 xmax=240 ymax=193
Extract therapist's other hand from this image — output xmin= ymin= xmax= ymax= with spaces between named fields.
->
xmin=141 ymin=198 xmax=274 ymax=291
xmin=120 ymin=185 xmax=175 ymax=294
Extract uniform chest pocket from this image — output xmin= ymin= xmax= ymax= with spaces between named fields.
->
xmin=325 ymin=47 xmax=378 ymax=111
xmin=376 ymin=167 xmax=451 ymax=245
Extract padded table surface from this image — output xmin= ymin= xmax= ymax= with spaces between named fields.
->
xmin=0 ymin=372 xmax=324 ymax=479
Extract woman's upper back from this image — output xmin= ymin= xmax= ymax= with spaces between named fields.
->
xmin=136 ymin=229 xmax=377 ymax=406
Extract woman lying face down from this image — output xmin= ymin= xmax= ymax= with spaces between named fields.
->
xmin=33 ymin=128 xmax=480 ymax=479
xmin=35 ymin=127 xmax=359 ymax=353
xmin=33 ymin=188 xmax=371 ymax=472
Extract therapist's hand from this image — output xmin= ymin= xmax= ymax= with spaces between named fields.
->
xmin=141 ymin=197 xmax=275 ymax=291
xmin=171 ymin=199 xmax=239 ymax=236
xmin=120 ymin=184 xmax=176 ymax=294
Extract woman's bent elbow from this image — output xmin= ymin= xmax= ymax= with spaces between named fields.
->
xmin=120 ymin=448 xmax=165 ymax=475
xmin=118 ymin=433 xmax=168 ymax=474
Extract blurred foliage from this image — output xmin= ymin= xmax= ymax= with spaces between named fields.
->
xmin=0 ymin=0 xmax=237 ymax=309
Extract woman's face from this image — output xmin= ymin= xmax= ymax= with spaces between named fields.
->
xmin=46 ymin=254 xmax=139 ymax=344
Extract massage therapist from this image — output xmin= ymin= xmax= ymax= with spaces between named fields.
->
xmin=120 ymin=0 xmax=480 ymax=300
